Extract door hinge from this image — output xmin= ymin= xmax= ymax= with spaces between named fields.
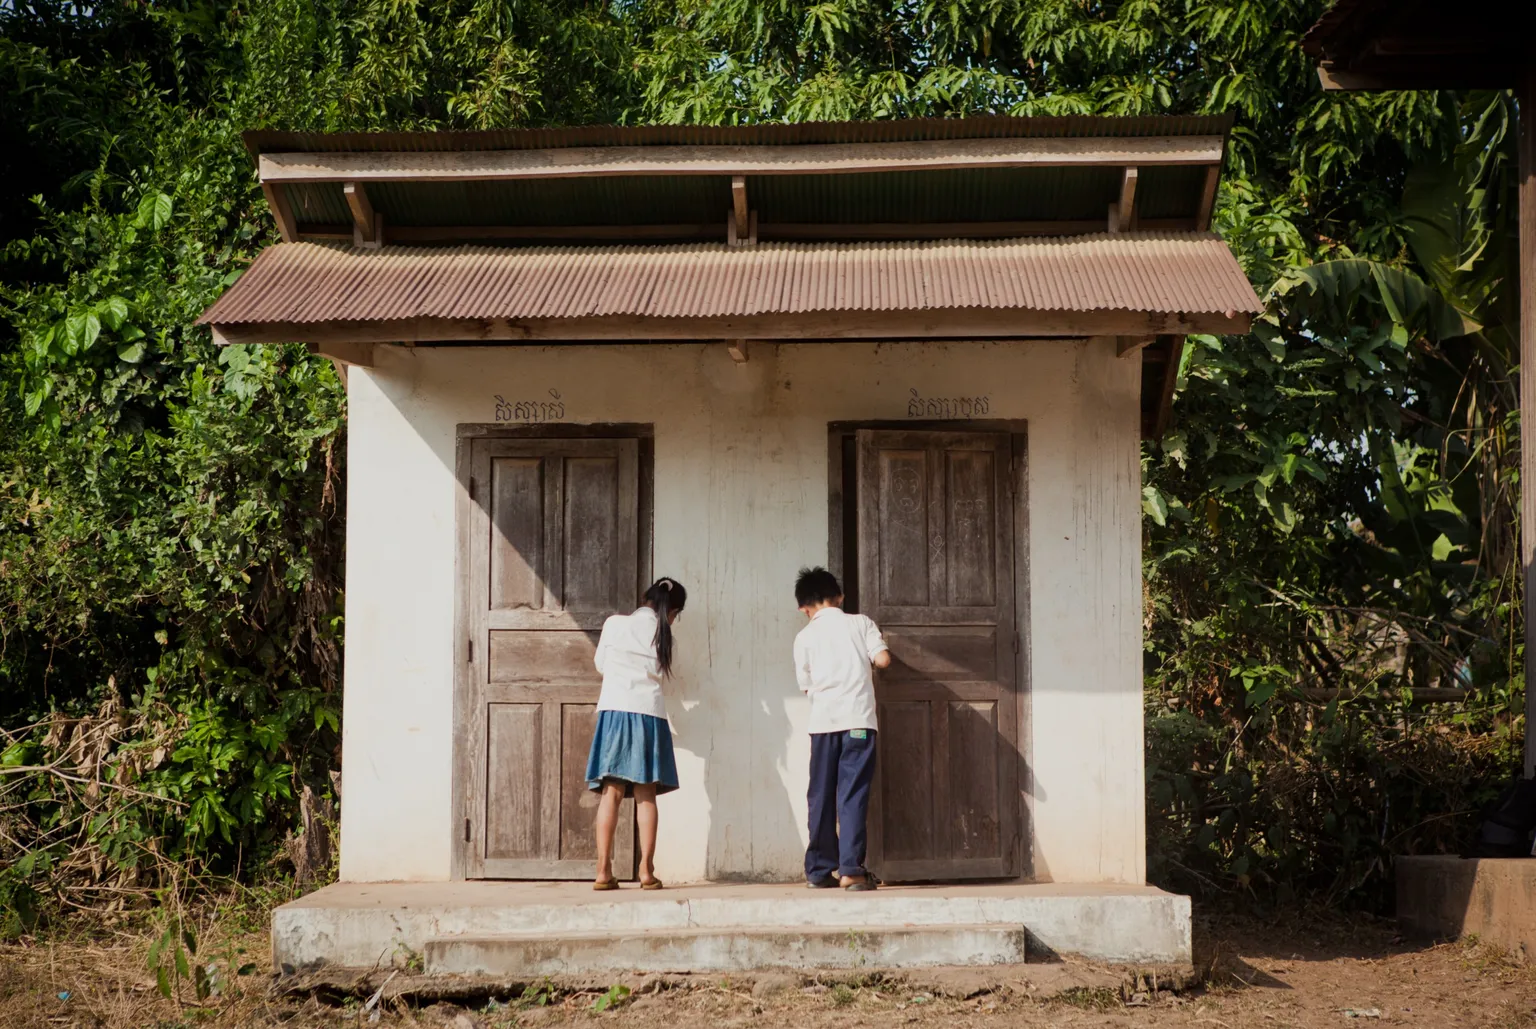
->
xmin=1013 ymin=634 xmax=1021 ymax=655
xmin=464 ymin=818 xmax=472 ymax=843
xmin=467 ymin=639 xmax=474 ymax=662
xmin=468 ymin=476 xmax=476 ymax=501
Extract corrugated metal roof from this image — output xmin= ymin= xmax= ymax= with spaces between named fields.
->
xmin=198 ymin=235 xmax=1261 ymax=327
xmin=256 ymin=117 xmax=1230 ymax=237
xmin=244 ymin=115 xmax=1234 ymax=156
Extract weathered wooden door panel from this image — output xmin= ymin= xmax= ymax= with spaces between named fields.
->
xmin=484 ymin=703 xmax=543 ymax=859
xmin=557 ymin=703 xmax=604 ymax=863
xmin=459 ymin=438 xmax=639 ymax=879
xmin=858 ymin=430 xmax=1020 ymax=882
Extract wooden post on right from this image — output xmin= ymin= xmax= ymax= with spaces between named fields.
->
xmin=1521 ymin=68 xmax=1536 ymax=777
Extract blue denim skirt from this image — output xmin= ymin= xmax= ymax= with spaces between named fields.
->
xmin=585 ymin=710 xmax=680 ymax=795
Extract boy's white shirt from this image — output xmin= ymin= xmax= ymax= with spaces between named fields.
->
xmin=793 ymin=607 xmax=888 ymax=734
xmin=593 ymin=607 xmax=669 ymax=720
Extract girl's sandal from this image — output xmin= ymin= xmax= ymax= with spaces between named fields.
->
xmin=640 ymin=877 xmax=665 ymax=890
xmin=593 ymin=879 xmax=619 ymax=891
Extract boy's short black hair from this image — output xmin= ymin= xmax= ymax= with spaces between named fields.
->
xmin=795 ymin=566 xmax=843 ymax=607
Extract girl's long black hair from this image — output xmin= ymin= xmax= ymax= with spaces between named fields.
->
xmin=643 ymin=577 xmax=687 ymax=677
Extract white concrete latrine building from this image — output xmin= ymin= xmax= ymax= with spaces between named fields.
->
xmin=198 ymin=116 xmax=1261 ymax=974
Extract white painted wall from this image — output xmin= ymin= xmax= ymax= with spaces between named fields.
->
xmin=337 ymin=340 xmax=1145 ymax=885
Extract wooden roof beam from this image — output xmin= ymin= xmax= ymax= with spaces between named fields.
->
xmin=208 ymin=309 xmax=1251 ymax=347
xmin=257 ymin=136 xmax=1226 ymax=184
xmin=765 ymin=218 xmax=1196 ymax=240
xmin=287 ymin=217 xmax=1202 ymax=244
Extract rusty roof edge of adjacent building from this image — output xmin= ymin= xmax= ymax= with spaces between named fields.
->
xmin=241 ymin=114 xmax=1236 ymax=159
xmin=195 ymin=234 xmax=1263 ymax=328
xmin=1301 ymin=0 xmax=1389 ymax=57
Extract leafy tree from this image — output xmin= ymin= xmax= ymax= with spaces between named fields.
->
xmin=0 ymin=0 xmax=641 ymax=929
xmin=1142 ymin=90 xmax=1521 ymax=902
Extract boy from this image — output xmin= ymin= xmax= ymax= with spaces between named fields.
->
xmin=793 ymin=566 xmax=891 ymax=891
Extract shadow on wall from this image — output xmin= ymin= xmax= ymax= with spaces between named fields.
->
xmin=665 ymin=667 xmax=802 ymax=883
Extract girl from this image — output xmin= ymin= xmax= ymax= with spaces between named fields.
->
xmin=586 ymin=577 xmax=687 ymax=890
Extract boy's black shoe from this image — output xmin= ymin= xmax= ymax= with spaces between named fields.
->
xmin=806 ymin=876 xmax=839 ymax=889
xmin=843 ymin=877 xmax=876 ymax=891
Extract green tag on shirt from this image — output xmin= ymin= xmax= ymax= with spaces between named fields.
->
xmin=849 ymin=729 xmax=868 ymax=739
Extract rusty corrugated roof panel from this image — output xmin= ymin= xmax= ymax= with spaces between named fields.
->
xmin=255 ymin=117 xmax=1233 ymax=236
xmin=1301 ymin=0 xmax=1383 ymax=55
xmin=1302 ymin=0 xmax=1514 ymax=91
xmin=197 ymin=234 xmax=1261 ymax=327
xmin=243 ymin=115 xmax=1234 ymax=157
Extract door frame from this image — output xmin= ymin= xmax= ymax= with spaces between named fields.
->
xmin=826 ymin=420 xmax=1033 ymax=881
xmin=450 ymin=422 xmax=654 ymax=881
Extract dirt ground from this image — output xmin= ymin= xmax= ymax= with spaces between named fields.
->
xmin=1 ymin=910 xmax=1532 ymax=1029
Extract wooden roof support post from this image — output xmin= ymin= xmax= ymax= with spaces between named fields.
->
xmin=1519 ymin=65 xmax=1536 ymax=777
xmin=1196 ymin=163 xmax=1221 ymax=230
xmin=1117 ymin=334 xmax=1155 ymax=358
xmin=261 ymin=182 xmax=298 ymax=242
xmin=731 ymin=176 xmax=749 ymax=242
xmin=1152 ymin=335 xmax=1186 ymax=439
xmin=307 ymin=341 xmax=376 ymax=366
xmin=306 ymin=340 xmax=379 ymax=387
xmin=1117 ymin=167 xmax=1139 ymax=232
xmin=344 ymin=181 xmax=382 ymax=247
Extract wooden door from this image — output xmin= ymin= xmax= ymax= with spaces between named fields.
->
xmin=856 ymin=429 xmax=1021 ymax=881
xmin=456 ymin=437 xmax=640 ymax=879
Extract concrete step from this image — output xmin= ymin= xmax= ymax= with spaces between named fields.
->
xmin=272 ymin=882 xmax=1192 ymax=972
xmin=425 ymin=923 xmax=1028 ymax=975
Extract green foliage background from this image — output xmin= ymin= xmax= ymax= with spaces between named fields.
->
xmin=0 ymin=0 xmax=1522 ymax=924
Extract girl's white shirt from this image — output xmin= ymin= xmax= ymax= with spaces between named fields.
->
xmin=593 ymin=606 xmax=669 ymax=720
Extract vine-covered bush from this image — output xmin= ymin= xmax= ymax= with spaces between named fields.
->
xmin=0 ymin=100 xmax=345 ymax=934
xmin=0 ymin=0 xmax=1521 ymax=927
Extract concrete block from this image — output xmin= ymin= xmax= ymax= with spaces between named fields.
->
xmin=1397 ymin=855 xmax=1536 ymax=959
xmin=425 ymin=924 xmax=1029 ymax=976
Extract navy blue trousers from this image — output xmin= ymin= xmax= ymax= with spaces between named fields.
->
xmin=805 ymin=729 xmax=878 ymax=881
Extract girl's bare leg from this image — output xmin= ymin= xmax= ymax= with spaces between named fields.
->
xmin=634 ymin=783 xmax=659 ymax=883
xmin=594 ymin=781 xmax=624 ymax=884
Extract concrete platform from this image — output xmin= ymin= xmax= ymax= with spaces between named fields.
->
xmin=272 ymin=880 xmax=1190 ymax=974
xmin=1397 ymin=855 xmax=1536 ymax=959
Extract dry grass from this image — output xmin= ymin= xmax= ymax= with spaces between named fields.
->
xmin=2 ymin=908 xmax=1533 ymax=1028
